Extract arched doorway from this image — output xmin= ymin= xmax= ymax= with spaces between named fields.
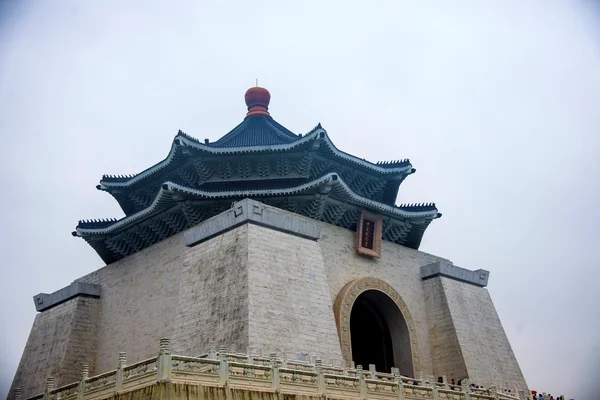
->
xmin=350 ymin=290 xmax=394 ymax=372
xmin=333 ymin=278 xmax=419 ymax=377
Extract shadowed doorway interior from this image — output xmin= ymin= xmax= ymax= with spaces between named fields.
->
xmin=349 ymin=289 xmax=413 ymax=375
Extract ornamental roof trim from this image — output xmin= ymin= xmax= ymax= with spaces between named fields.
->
xmin=99 ymin=125 xmax=413 ymax=190
xmin=77 ymin=172 xmax=438 ymax=236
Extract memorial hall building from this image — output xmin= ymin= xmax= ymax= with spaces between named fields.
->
xmin=9 ymin=87 xmax=529 ymax=400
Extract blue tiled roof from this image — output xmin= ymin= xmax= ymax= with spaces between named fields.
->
xmin=209 ymin=116 xmax=300 ymax=148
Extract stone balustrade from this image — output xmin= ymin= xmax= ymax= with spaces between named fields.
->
xmin=16 ymin=339 xmax=521 ymax=400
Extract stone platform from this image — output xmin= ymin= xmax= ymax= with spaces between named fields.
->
xmin=15 ymin=339 xmax=521 ymax=400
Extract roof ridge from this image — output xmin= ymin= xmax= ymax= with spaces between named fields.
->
xmin=75 ymin=218 xmax=119 ymax=230
xmin=176 ymin=129 xmax=201 ymax=144
xmin=376 ymin=159 xmax=411 ymax=168
xmin=205 ymin=120 xmax=247 ymax=147
xmin=264 ymin=118 xmax=302 ymax=139
xmin=396 ymin=202 xmax=437 ymax=211
xmin=210 ymin=116 xmax=301 ymax=148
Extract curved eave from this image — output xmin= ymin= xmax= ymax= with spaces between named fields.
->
xmin=99 ymin=139 xmax=180 ymax=188
xmin=327 ymin=175 xmax=437 ymax=219
xmin=318 ymin=134 xmax=414 ymax=176
xmin=99 ymin=128 xmax=414 ymax=191
xmin=77 ymin=173 xmax=438 ymax=237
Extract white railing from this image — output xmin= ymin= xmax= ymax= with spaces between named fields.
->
xmin=16 ymin=339 xmax=521 ymax=400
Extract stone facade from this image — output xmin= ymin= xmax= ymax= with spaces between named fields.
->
xmin=10 ymin=200 xmax=528 ymax=398
xmin=11 ymin=296 xmax=100 ymax=397
xmin=78 ymin=233 xmax=185 ymax=375
xmin=172 ymin=225 xmax=250 ymax=355
xmin=434 ymin=277 xmax=528 ymax=390
xmin=318 ymin=221 xmax=447 ymax=377
xmin=246 ymin=223 xmax=341 ymax=360
xmin=423 ymin=277 xmax=468 ymax=381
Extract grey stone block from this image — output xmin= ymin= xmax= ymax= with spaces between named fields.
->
xmin=420 ymin=261 xmax=489 ymax=287
xmin=33 ymin=281 xmax=101 ymax=312
xmin=184 ymin=198 xmax=321 ymax=247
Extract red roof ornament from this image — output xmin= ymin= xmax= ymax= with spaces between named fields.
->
xmin=245 ymin=87 xmax=271 ymax=117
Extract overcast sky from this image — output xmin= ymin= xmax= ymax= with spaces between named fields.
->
xmin=1 ymin=1 xmax=599 ymax=398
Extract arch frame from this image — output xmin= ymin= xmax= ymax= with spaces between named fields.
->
xmin=333 ymin=277 xmax=420 ymax=375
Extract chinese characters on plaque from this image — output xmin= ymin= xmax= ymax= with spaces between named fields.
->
xmin=355 ymin=210 xmax=382 ymax=258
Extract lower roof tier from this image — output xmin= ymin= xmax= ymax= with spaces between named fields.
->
xmin=74 ymin=173 xmax=440 ymax=263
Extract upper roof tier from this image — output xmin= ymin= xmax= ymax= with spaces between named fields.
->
xmin=98 ymin=87 xmax=415 ymax=216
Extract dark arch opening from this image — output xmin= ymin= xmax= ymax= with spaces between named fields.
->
xmin=350 ymin=293 xmax=394 ymax=372
xmin=349 ymin=290 xmax=413 ymax=376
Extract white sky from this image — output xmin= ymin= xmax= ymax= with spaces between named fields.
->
xmin=1 ymin=1 xmax=599 ymax=398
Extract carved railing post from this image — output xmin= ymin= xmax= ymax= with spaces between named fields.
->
xmin=77 ymin=364 xmax=89 ymax=400
xmin=43 ymin=377 xmax=54 ymax=400
xmin=219 ymin=345 xmax=229 ymax=387
xmin=490 ymin=385 xmax=499 ymax=400
xmin=461 ymin=379 xmax=471 ymax=400
xmin=442 ymin=375 xmax=448 ymax=389
xmin=157 ymin=338 xmax=172 ymax=382
xmin=392 ymin=369 xmax=405 ymax=400
xmin=13 ymin=388 xmax=22 ymax=400
xmin=115 ymin=352 xmax=127 ymax=393
xmin=270 ymin=352 xmax=280 ymax=393
xmin=356 ymin=365 xmax=366 ymax=400
xmin=208 ymin=348 xmax=217 ymax=359
xmin=427 ymin=375 xmax=439 ymax=400
xmin=315 ymin=358 xmax=325 ymax=395
xmin=368 ymin=364 xmax=376 ymax=379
